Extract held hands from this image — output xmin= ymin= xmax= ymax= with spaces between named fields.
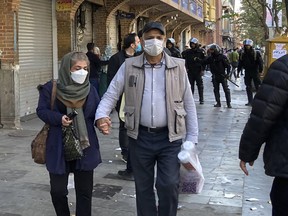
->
xmin=96 ymin=117 xmax=112 ymax=135
xmin=62 ymin=115 xmax=72 ymax=127
xmin=239 ymin=160 xmax=254 ymax=176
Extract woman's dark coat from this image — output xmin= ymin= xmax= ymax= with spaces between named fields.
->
xmin=36 ymin=81 xmax=101 ymax=174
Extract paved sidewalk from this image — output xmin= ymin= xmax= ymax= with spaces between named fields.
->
xmin=0 ymin=72 xmax=273 ymax=216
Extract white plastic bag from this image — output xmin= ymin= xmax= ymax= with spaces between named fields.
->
xmin=178 ymin=141 xmax=205 ymax=194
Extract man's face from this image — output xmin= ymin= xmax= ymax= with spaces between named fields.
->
xmin=136 ymin=36 xmax=140 ymax=45
xmin=191 ymin=43 xmax=196 ymax=49
xmin=244 ymin=45 xmax=251 ymax=50
xmin=167 ymin=42 xmax=173 ymax=48
xmin=141 ymin=29 xmax=165 ymax=46
xmin=130 ymin=36 xmax=140 ymax=50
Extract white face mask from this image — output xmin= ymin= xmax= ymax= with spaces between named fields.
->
xmin=144 ymin=39 xmax=164 ymax=56
xmin=70 ymin=69 xmax=88 ymax=84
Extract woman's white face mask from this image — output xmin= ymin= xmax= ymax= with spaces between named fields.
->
xmin=70 ymin=69 xmax=88 ymax=84
xmin=143 ymin=38 xmax=164 ymax=56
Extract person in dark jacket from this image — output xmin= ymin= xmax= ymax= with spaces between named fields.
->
xmin=86 ymin=42 xmax=102 ymax=93
xmin=36 ymin=51 xmax=101 ymax=216
xmin=107 ymin=32 xmax=140 ymax=181
xmin=166 ymin=38 xmax=181 ymax=58
xmin=183 ymin=37 xmax=206 ymax=104
xmin=239 ymin=54 xmax=288 ymax=216
xmin=202 ymin=44 xmax=232 ymax=108
xmin=238 ymin=39 xmax=263 ymax=106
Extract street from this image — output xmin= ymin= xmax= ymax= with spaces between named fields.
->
xmin=0 ymin=72 xmax=272 ymax=216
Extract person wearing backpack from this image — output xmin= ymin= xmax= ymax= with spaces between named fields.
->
xmin=238 ymin=39 xmax=263 ymax=106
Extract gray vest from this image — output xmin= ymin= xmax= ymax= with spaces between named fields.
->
xmin=123 ymin=52 xmax=188 ymax=142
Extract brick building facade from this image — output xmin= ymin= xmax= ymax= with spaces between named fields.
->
xmin=0 ymin=0 xmax=220 ymax=128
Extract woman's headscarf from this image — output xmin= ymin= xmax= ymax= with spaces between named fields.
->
xmin=56 ymin=51 xmax=91 ymax=150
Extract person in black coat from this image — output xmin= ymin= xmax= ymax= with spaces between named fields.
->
xmin=183 ymin=37 xmax=206 ymax=104
xmin=166 ymin=38 xmax=181 ymax=58
xmin=106 ymin=33 xmax=140 ymax=181
xmin=202 ymin=44 xmax=232 ymax=108
xmin=239 ymin=54 xmax=288 ymax=216
xmin=86 ymin=43 xmax=102 ymax=93
xmin=37 ymin=51 xmax=101 ymax=216
xmin=237 ymin=39 xmax=263 ymax=106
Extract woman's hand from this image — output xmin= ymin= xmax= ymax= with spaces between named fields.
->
xmin=62 ymin=115 xmax=72 ymax=127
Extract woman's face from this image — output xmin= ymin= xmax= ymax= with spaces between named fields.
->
xmin=70 ymin=60 xmax=88 ymax=72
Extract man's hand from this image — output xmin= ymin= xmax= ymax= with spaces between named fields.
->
xmin=95 ymin=117 xmax=111 ymax=135
xmin=240 ymin=160 xmax=254 ymax=176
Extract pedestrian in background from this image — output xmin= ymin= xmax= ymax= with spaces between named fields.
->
xmin=107 ymin=33 xmax=140 ymax=181
xmin=95 ymin=21 xmax=198 ymax=216
xmin=237 ymin=39 xmax=263 ymax=106
xmin=228 ymin=47 xmax=239 ymax=79
xmin=36 ymin=51 xmax=101 ymax=216
xmin=166 ymin=38 xmax=181 ymax=58
xmin=86 ymin=42 xmax=102 ymax=93
xmin=202 ymin=44 xmax=232 ymax=108
xmin=239 ymin=54 xmax=288 ymax=216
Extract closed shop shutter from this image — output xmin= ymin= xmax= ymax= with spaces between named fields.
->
xmin=19 ymin=0 xmax=52 ymax=116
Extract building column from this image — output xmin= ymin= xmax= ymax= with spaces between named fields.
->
xmin=0 ymin=0 xmax=21 ymax=128
xmin=56 ymin=12 xmax=73 ymax=60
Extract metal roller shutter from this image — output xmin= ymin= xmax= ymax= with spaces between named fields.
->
xmin=19 ymin=0 xmax=52 ymax=117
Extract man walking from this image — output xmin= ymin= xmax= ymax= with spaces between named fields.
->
xmin=107 ymin=33 xmax=140 ymax=180
xmin=95 ymin=22 xmax=198 ymax=216
xmin=239 ymin=54 xmax=288 ymax=216
xmin=228 ymin=47 xmax=239 ymax=79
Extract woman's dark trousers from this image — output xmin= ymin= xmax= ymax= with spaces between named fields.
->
xmin=49 ymin=170 xmax=94 ymax=216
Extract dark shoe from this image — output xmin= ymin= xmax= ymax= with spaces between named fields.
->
xmin=227 ymin=104 xmax=232 ymax=108
xmin=214 ymin=103 xmax=221 ymax=107
xmin=121 ymin=154 xmax=127 ymax=163
xmin=200 ymin=101 xmax=204 ymax=105
xmin=245 ymin=103 xmax=252 ymax=106
xmin=117 ymin=170 xmax=134 ymax=181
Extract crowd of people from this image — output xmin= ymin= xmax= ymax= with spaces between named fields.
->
xmin=36 ymin=21 xmax=288 ymax=216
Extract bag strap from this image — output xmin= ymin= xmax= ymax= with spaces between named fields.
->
xmin=50 ymin=80 xmax=57 ymax=110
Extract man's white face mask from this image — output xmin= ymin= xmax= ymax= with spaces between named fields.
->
xmin=70 ymin=69 xmax=88 ymax=84
xmin=143 ymin=39 xmax=164 ymax=56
